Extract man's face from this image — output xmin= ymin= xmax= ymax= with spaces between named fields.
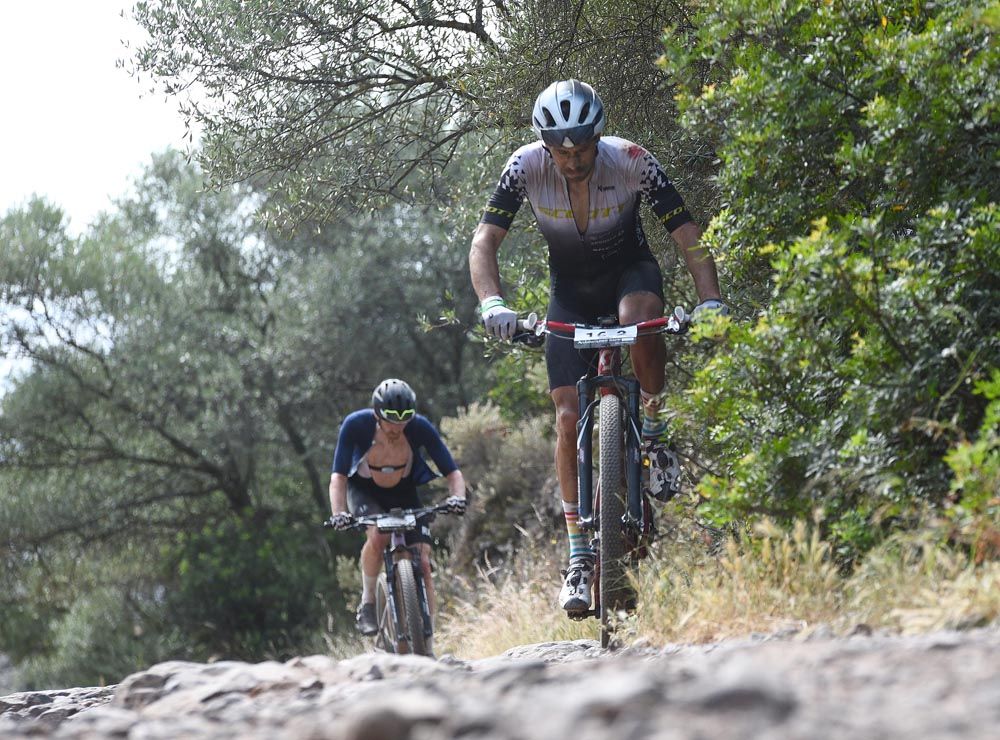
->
xmin=378 ymin=417 xmax=409 ymax=440
xmin=547 ymin=136 xmax=599 ymax=182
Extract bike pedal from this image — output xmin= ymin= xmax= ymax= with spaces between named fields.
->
xmin=566 ymin=609 xmax=589 ymax=621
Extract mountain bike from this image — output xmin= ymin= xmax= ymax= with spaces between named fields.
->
xmin=325 ymin=502 xmax=454 ymax=656
xmin=514 ymin=307 xmax=691 ymax=647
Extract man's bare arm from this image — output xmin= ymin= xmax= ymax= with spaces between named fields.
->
xmin=671 ymin=221 xmax=722 ymax=302
xmin=329 ymin=473 xmax=348 ymax=514
xmin=469 ymin=222 xmax=509 ymax=302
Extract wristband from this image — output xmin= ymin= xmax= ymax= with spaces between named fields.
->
xmin=479 ymin=295 xmax=506 ymax=315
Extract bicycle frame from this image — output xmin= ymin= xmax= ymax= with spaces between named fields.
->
xmin=522 ymin=308 xmax=690 ymax=537
xmin=336 ymin=505 xmax=447 ymax=650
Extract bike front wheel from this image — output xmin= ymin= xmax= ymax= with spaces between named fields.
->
xmin=394 ymin=557 xmax=429 ymax=656
xmin=598 ymin=393 xmax=634 ymax=648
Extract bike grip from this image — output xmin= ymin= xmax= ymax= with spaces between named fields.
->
xmin=516 ymin=312 xmax=538 ymax=332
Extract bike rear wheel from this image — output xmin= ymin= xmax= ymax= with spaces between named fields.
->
xmin=394 ymin=557 xmax=428 ymax=656
xmin=598 ymin=393 xmax=634 ymax=648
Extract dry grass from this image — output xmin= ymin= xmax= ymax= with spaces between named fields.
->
xmin=432 ymin=516 xmax=1000 ymax=659
xmin=435 ymin=538 xmax=595 ymax=656
xmin=847 ymin=531 xmax=1000 ymax=633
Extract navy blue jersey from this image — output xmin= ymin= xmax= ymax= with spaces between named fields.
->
xmin=331 ymin=409 xmax=458 ymax=485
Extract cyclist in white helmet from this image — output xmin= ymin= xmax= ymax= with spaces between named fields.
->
xmin=469 ymin=79 xmax=727 ymax=613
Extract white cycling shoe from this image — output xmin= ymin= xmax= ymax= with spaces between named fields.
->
xmin=559 ymin=556 xmax=595 ymax=611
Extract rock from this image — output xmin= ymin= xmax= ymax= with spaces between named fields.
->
xmin=0 ymin=627 xmax=998 ymax=738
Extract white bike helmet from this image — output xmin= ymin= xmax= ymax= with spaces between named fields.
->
xmin=531 ymin=79 xmax=606 ymax=149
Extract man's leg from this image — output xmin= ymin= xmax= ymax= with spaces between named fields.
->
xmin=552 ymin=386 xmax=595 ymax=610
xmin=356 ymin=527 xmax=389 ymax=635
xmin=418 ymin=541 xmax=436 ymax=655
xmin=619 ymin=290 xmax=664 ymax=396
xmin=620 ymin=291 xmax=682 ymax=501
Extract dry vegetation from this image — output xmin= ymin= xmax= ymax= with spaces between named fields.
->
xmin=323 ymin=404 xmax=999 ymax=660
xmin=434 ymin=515 xmax=1000 ymax=658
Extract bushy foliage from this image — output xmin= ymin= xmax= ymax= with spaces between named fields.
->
xmin=661 ymin=0 xmax=999 ymax=559
xmin=0 ymin=154 xmax=487 ymax=686
xmin=942 ymin=370 xmax=1000 ymax=561
xmin=436 ymin=403 xmax=559 ymax=571
xmin=161 ymin=513 xmax=335 ymax=661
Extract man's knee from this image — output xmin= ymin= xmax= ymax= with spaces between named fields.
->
xmin=364 ymin=528 xmax=390 ymax=549
xmin=553 ymin=401 xmax=579 ymax=439
xmin=619 ymin=291 xmax=663 ymax=324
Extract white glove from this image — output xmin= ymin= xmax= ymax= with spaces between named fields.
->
xmin=691 ymin=299 xmax=730 ymax=322
xmin=442 ymin=496 xmax=467 ymax=515
xmin=479 ymin=296 xmax=518 ymax=340
xmin=328 ymin=512 xmax=355 ymax=531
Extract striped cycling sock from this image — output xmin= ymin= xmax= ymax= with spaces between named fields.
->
xmin=563 ymin=500 xmax=594 ymax=561
xmin=641 ymin=389 xmax=667 ymax=439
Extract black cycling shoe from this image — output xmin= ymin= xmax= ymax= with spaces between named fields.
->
xmin=355 ymin=603 xmax=378 ymax=636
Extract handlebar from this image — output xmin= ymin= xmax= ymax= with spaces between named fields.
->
xmin=323 ymin=502 xmax=455 ymax=533
xmin=512 ymin=306 xmax=691 ymax=348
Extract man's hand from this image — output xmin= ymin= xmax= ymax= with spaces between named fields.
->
xmin=692 ymin=299 xmax=730 ymax=322
xmin=479 ymin=296 xmax=518 ymax=340
xmin=328 ymin=511 xmax=355 ymax=530
xmin=442 ymin=496 xmax=467 ymax=515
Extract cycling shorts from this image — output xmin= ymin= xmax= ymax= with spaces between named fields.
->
xmin=545 ymin=258 xmax=664 ymax=391
xmin=347 ymin=475 xmax=432 ymax=545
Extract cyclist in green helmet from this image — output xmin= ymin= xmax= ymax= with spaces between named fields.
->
xmin=328 ymin=378 xmax=467 ymax=635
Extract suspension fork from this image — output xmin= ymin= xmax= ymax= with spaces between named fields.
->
xmin=383 ymin=539 xmax=433 ymax=639
xmin=576 ymin=375 xmax=597 ymax=525
xmin=622 ymin=376 xmax=643 ymax=524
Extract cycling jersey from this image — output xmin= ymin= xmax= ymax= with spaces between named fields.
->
xmin=331 ymin=409 xmax=458 ymax=485
xmin=480 ymin=136 xmax=693 ymax=285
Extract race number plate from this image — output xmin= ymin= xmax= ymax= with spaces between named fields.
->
xmin=377 ymin=514 xmax=416 ymax=531
xmin=573 ymin=324 xmax=638 ymax=348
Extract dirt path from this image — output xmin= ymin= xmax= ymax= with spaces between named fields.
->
xmin=2 ymin=627 xmax=998 ymax=738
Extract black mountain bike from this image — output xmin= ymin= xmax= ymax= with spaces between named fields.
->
xmin=514 ymin=307 xmax=691 ymax=647
xmin=326 ymin=503 xmax=453 ymax=656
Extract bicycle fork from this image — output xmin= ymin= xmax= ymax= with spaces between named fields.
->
xmin=575 ymin=375 xmax=645 ymax=530
xmin=382 ymin=541 xmax=433 ymax=640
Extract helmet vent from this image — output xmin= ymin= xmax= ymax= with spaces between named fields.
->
xmin=579 ymin=101 xmax=591 ymax=123
xmin=542 ymin=107 xmax=557 ymax=127
xmin=560 ymin=100 xmax=571 ymax=121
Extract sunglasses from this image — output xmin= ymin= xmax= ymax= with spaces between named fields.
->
xmin=380 ymin=408 xmax=415 ymax=422
xmin=539 ymin=123 xmax=597 ymax=149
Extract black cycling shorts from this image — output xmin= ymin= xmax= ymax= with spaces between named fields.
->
xmin=347 ymin=474 xmax=432 ymax=544
xmin=545 ymin=258 xmax=665 ymax=391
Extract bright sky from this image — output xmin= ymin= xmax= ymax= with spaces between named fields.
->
xmin=1 ymin=1 xmax=198 ymax=389
xmin=0 ymin=0 xmax=196 ymax=236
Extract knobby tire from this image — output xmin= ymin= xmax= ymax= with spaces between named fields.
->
xmin=598 ymin=393 xmax=632 ymax=648
xmin=394 ymin=557 xmax=428 ymax=656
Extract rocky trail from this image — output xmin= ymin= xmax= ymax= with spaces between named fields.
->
xmin=2 ymin=626 xmax=998 ymax=739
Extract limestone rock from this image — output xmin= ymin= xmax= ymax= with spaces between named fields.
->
xmin=0 ymin=627 xmax=998 ymax=739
